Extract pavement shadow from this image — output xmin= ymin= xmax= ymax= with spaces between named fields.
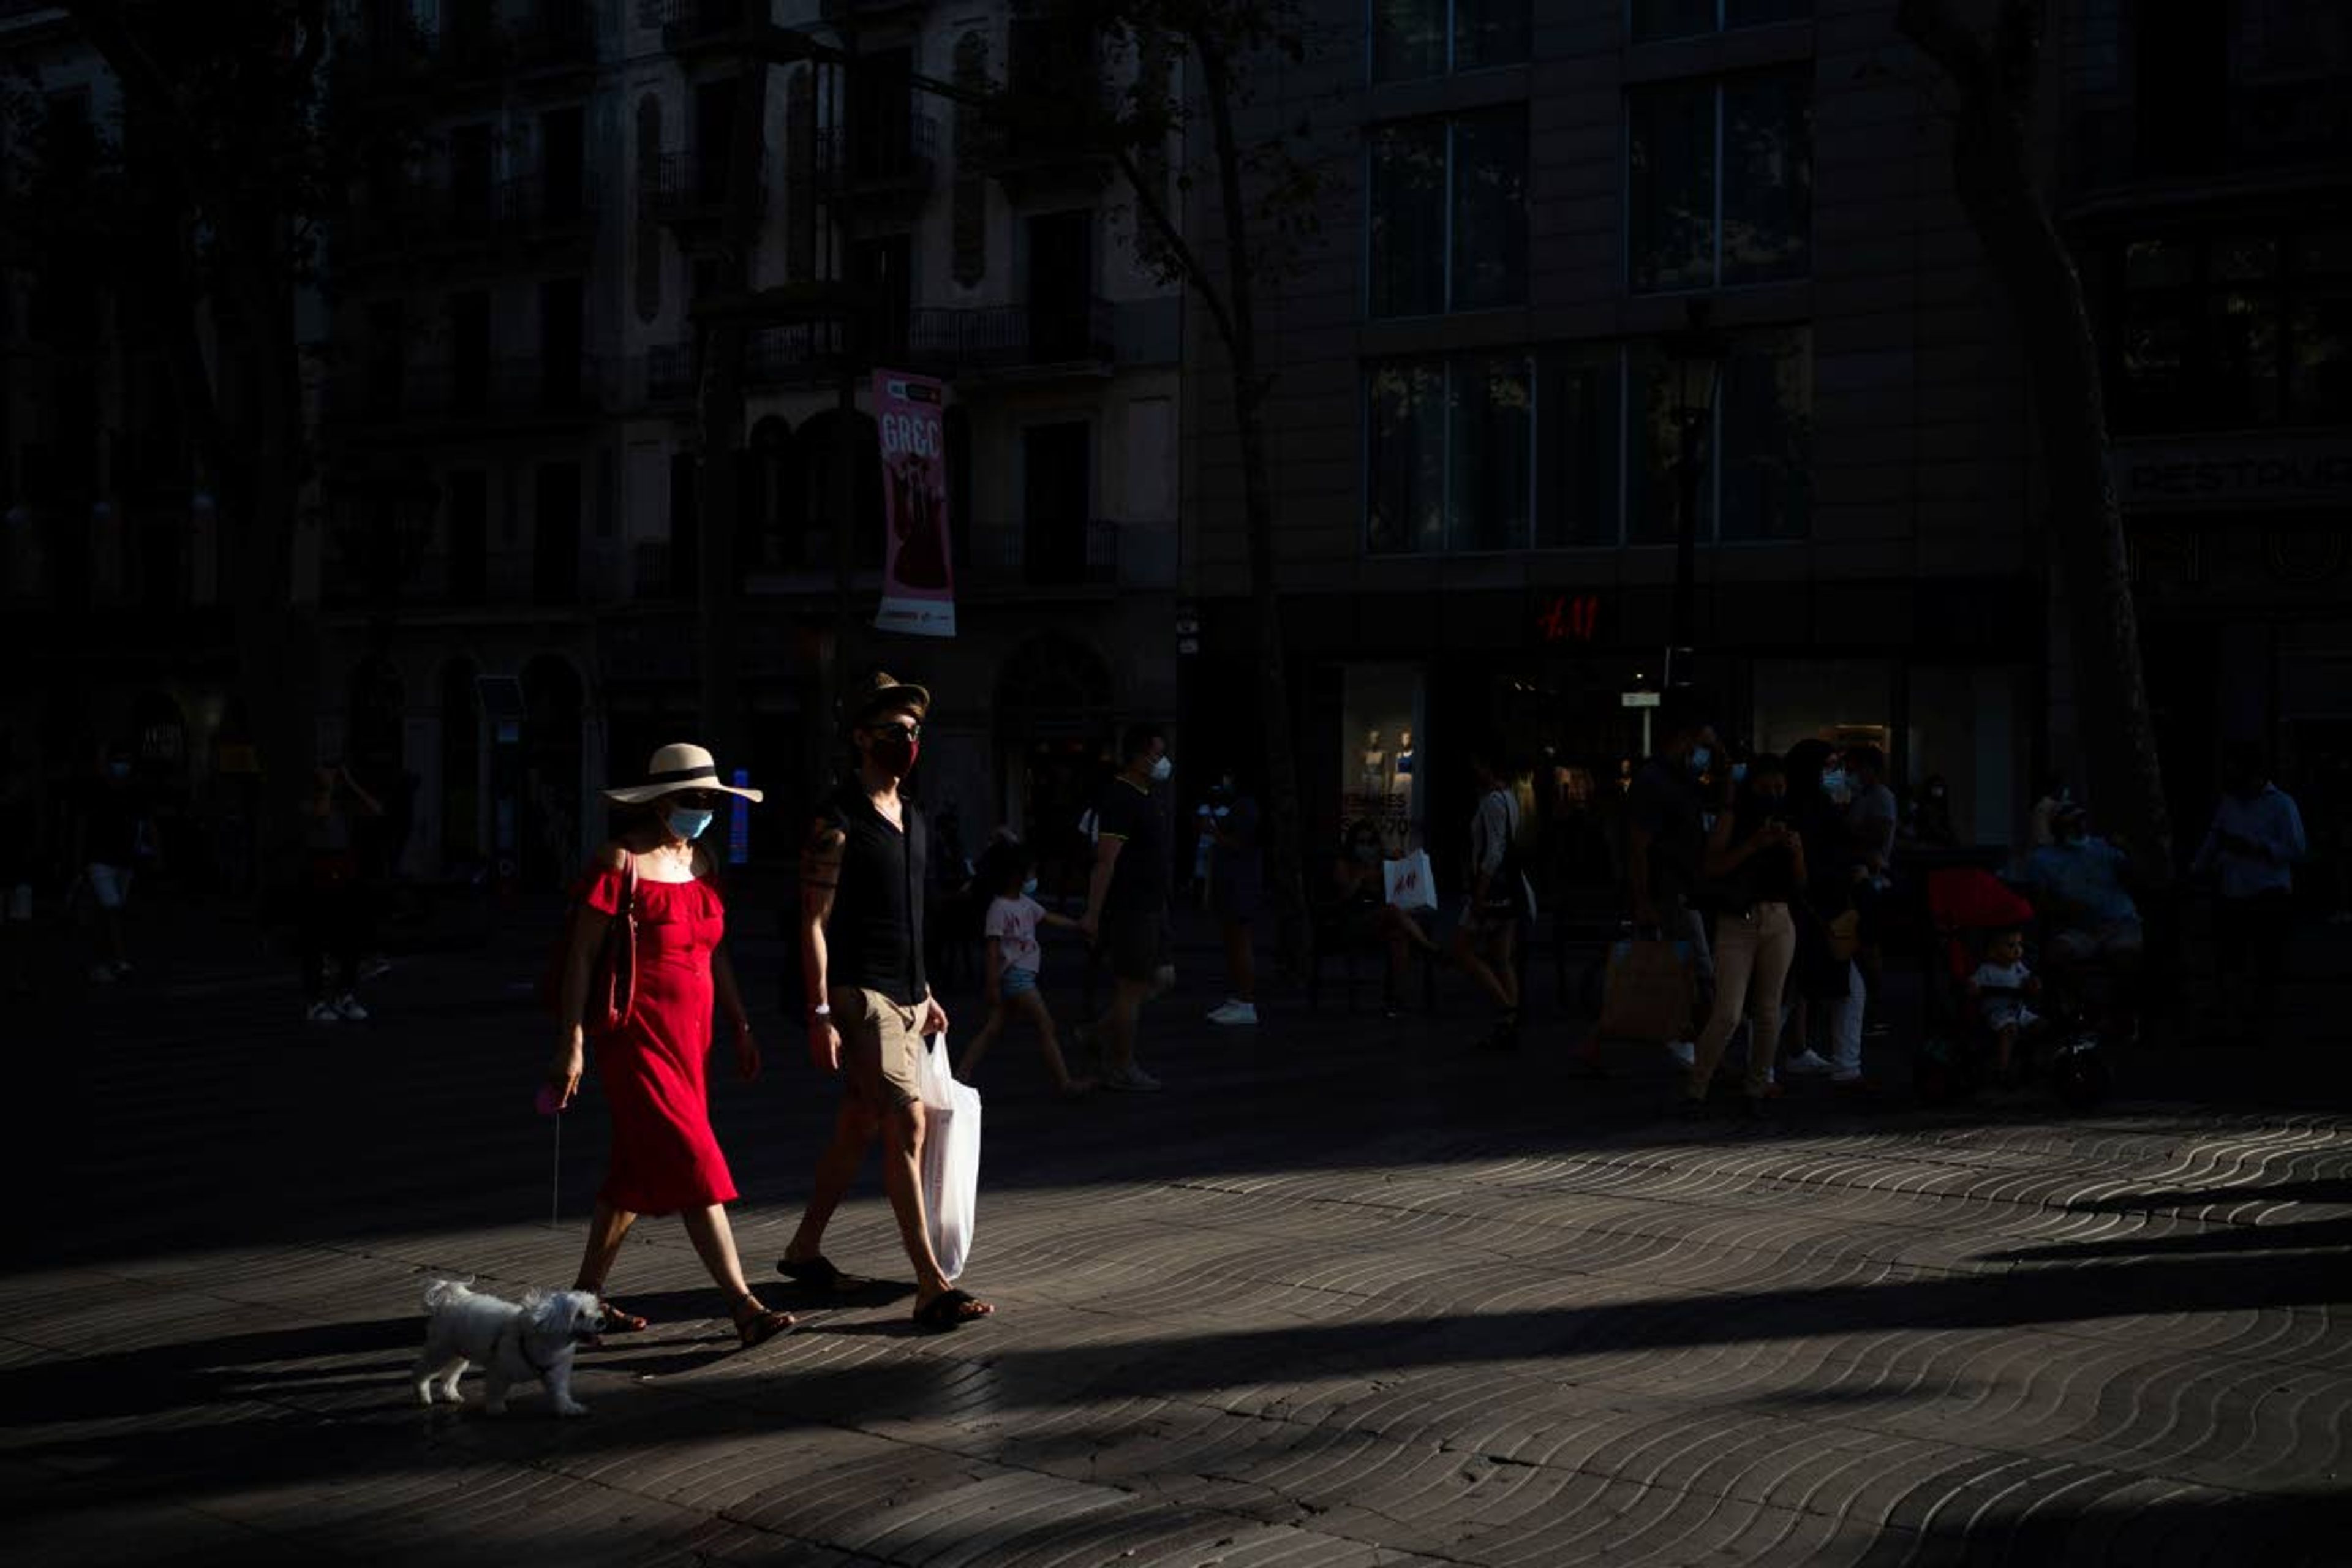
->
xmin=0 ymin=1316 xmax=422 ymax=1429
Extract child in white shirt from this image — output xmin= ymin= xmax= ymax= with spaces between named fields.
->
xmin=957 ymin=842 xmax=1095 ymax=1096
xmin=1967 ymin=927 xmax=2042 ymax=1086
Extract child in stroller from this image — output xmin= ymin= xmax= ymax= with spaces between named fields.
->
xmin=1922 ymin=868 xmax=2109 ymax=1112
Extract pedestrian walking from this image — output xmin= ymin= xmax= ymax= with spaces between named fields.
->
xmin=74 ymin=745 xmax=148 ymax=983
xmin=1452 ymin=742 xmax=1531 ymax=1051
xmin=1205 ymin=770 xmax=1263 ymax=1027
xmin=1682 ymin=755 xmax=1806 ymax=1117
xmin=1842 ymin=744 xmax=1899 ymax=1034
xmin=1779 ymin=740 xmax=1860 ymax=1084
xmin=0 ymin=747 xmax=39 ymax=995
xmin=547 ymin=743 xmax=793 ymax=1348
xmin=1078 ymin=724 xmax=1175 ymax=1091
xmin=781 ymin=674 xmax=993 ymax=1331
xmin=1624 ymin=704 xmax=1720 ymax=1068
xmin=2192 ymin=744 xmax=2307 ymax=1046
xmin=956 ymin=839 xmax=1095 ymax=1095
xmin=300 ymin=762 xmax=381 ymax=1023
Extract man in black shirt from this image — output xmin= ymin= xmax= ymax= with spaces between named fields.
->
xmin=1080 ymin=723 xmax=1174 ymax=1091
xmin=782 ymin=672 xmax=992 ymax=1331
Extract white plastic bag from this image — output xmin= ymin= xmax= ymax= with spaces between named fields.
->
xmin=1382 ymin=849 xmax=1438 ymax=913
xmin=914 ymin=1034 xmax=982 ymax=1282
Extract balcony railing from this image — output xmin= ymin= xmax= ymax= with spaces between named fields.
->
xmin=338 ymin=175 xmax=593 ymax=257
xmin=813 ymin=113 xmax=941 ymax=190
xmin=644 ymin=323 xmax=847 ymax=404
xmin=325 ymin=358 xmax=611 ymax=426
xmin=907 ymin=296 xmax=1115 ymax=372
xmin=639 ymin=0 xmax=758 ymax=46
xmin=510 ymin=1 xmax=598 ymax=68
xmin=643 ymin=151 xmax=761 ymax=223
xmin=968 ymin=519 xmax=1118 ymax=590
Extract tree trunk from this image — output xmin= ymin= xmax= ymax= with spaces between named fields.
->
xmin=1898 ymin=0 xmax=2171 ymax=883
xmin=1200 ymin=47 xmax=1309 ymax=973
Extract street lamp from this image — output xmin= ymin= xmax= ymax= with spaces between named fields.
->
xmin=1660 ymin=300 xmax=1722 ymax=699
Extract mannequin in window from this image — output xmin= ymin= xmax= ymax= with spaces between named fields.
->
xmin=1391 ymin=728 xmax=1415 ymax=803
xmin=1359 ymin=728 xmax=1387 ymax=801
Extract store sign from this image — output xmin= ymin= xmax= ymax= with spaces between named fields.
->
xmin=2113 ymin=434 xmax=2352 ymax=510
xmin=1621 ymin=690 xmax=1661 ymax=709
xmin=1532 ymin=592 xmax=1603 ymax=645
xmin=728 ymin=768 xmax=752 ymax=866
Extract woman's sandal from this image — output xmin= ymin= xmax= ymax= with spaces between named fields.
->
xmin=912 ymin=1288 xmax=993 ymax=1333
xmin=730 ymin=1292 xmax=796 ymax=1349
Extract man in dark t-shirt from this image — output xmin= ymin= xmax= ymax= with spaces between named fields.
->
xmin=782 ymin=671 xmax=992 ymax=1332
xmin=1080 ymin=723 xmax=1174 ymax=1091
xmin=1623 ymin=706 xmax=1721 ymax=1060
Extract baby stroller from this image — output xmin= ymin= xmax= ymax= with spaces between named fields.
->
xmin=1918 ymin=867 xmax=2110 ymax=1113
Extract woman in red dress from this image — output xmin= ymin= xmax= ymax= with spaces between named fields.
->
xmin=547 ymin=744 xmax=794 ymax=1348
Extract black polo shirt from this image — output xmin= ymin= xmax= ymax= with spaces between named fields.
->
xmin=1098 ymin=775 xmax=1169 ymax=917
xmin=820 ymin=783 xmax=928 ymax=1007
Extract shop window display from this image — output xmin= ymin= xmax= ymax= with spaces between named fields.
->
xmin=1342 ymin=666 xmax=1426 ymax=845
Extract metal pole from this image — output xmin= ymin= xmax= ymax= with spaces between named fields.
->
xmin=1670 ymin=399 xmax=1698 ymax=696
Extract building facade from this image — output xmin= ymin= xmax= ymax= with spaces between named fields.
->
xmin=2 ymin=0 xmax=1187 ymax=892
xmin=1182 ymin=0 xmax=2047 ymax=874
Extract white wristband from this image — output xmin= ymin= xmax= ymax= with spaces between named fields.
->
xmin=811 ymin=1003 xmax=831 ymax=1019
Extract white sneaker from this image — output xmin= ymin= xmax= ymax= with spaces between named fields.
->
xmin=1784 ymin=1050 xmax=1834 ymax=1077
xmin=307 ymin=1001 xmax=342 ymax=1024
xmin=1665 ymin=1040 xmax=1696 ymax=1069
xmin=1106 ymin=1062 xmax=1164 ymax=1093
xmin=336 ymin=994 xmax=371 ymax=1022
xmin=360 ymin=956 xmax=394 ymax=981
xmin=1830 ymin=1069 xmax=1866 ymax=1086
xmin=89 ymin=963 xmax=118 ymax=984
xmin=1208 ymin=1001 xmax=1259 ymax=1027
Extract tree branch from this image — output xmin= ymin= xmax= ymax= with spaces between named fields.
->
xmin=59 ymin=0 xmax=208 ymax=191
xmin=1894 ymin=0 xmax=1991 ymax=94
xmin=1111 ymin=140 xmax=1243 ymax=359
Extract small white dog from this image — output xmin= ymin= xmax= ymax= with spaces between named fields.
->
xmin=412 ymin=1279 xmax=605 ymax=1417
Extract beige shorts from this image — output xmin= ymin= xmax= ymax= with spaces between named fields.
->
xmin=837 ymin=987 xmax=925 ymax=1109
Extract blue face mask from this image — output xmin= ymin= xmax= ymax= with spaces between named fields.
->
xmin=1022 ymin=877 xmax=1039 ymax=897
xmin=1689 ymin=746 xmax=1713 ymax=775
xmin=1822 ymin=769 xmax=1850 ymax=799
xmin=1730 ymin=762 xmax=1749 ymax=784
xmin=666 ymin=807 xmax=715 ymax=842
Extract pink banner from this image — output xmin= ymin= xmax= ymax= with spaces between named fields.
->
xmin=872 ymin=369 xmax=956 ymax=639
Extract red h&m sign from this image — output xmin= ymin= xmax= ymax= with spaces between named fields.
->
xmin=1534 ymin=594 xmax=1601 ymax=644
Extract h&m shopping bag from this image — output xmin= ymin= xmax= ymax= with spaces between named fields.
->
xmin=1597 ymin=937 xmax=1697 ymax=1044
xmin=914 ymin=1035 xmax=982 ymax=1282
xmin=1382 ymin=850 xmax=1438 ymax=913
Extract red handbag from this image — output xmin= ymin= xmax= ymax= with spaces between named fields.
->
xmin=540 ymin=854 xmax=639 ymax=1033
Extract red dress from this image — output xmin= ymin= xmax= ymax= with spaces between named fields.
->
xmin=582 ymin=863 xmax=739 ymax=1215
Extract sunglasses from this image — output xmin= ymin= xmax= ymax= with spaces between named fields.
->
xmin=863 ymin=722 xmax=922 ymax=741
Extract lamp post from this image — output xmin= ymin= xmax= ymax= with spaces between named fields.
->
xmin=1660 ymin=300 xmax=1722 ymax=699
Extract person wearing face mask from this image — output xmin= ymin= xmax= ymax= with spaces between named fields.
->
xmin=546 ymin=742 xmax=794 ymax=1349
xmin=1205 ymin=772 xmax=1264 ymax=1028
xmin=1077 ymin=723 xmax=1176 ymax=1091
xmin=783 ymin=673 xmax=993 ymax=1332
xmin=1681 ymin=754 xmax=1807 ymax=1116
xmin=955 ymin=840 xmax=1094 ymax=1094
xmin=1623 ymin=704 xmax=1722 ymax=1066
xmin=2023 ymin=801 xmax=2143 ymax=1009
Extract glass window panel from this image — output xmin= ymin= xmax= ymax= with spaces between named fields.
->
xmin=1448 ymin=356 xmax=1533 ymax=552
xmin=1628 ymin=81 xmax=1716 ymax=293
xmin=1371 ymin=0 xmax=1446 ymax=83
xmin=2295 ymin=228 xmax=2352 ymax=277
xmin=2212 ymin=235 xmax=2278 ymax=281
xmin=1450 ymin=107 xmax=1528 ymax=310
xmin=1540 ymin=356 xmax=1623 ymax=548
xmin=2209 ymin=288 xmax=2284 ymax=425
xmin=2289 ymin=285 xmax=2352 ymax=423
xmin=1369 ymin=121 xmax=1447 ymax=318
xmin=1455 ymin=0 xmax=1531 ymax=70
xmin=2119 ymin=299 xmax=2193 ymax=431
xmin=2124 ymin=238 xmax=2196 ymax=290
xmin=1632 ymin=0 xmax=1717 ymax=45
xmin=1367 ymin=363 xmax=1446 ymax=555
xmin=1719 ymin=331 xmax=1811 ymax=542
xmin=1721 ymin=70 xmax=1812 ymax=285
xmin=1625 ymin=347 xmax=1713 ymax=544
xmin=1727 ymin=0 xmax=1811 ymax=28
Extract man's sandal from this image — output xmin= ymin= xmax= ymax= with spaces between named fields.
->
xmin=729 ymin=1292 xmax=796 ymax=1349
xmin=912 ymin=1289 xmax=993 ymax=1333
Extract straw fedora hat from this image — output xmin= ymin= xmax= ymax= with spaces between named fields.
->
xmin=603 ymin=743 xmax=764 ymax=807
xmin=848 ymin=670 xmax=931 ymax=728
